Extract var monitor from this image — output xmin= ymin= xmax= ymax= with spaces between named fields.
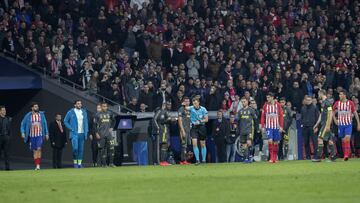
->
xmin=115 ymin=115 xmax=137 ymax=130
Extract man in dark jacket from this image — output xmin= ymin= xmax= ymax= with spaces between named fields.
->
xmin=161 ymin=40 xmax=174 ymax=71
xmin=173 ymin=43 xmax=188 ymax=66
xmin=49 ymin=114 xmax=68 ymax=168
xmin=138 ymin=84 xmax=154 ymax=112
xmin=226 ymin=112 xmax=238 ymax=163
xmin=154 ymin=82 xmax=172 ymax=109
xmin=1 ymin=31 xmax=15 ymax=54
xmin=300 ymin=95 xmax=320 ymax=159
xmin=212 ymin=111 xmax=230 ymax=163
xmin=279 ymin=98 xmax=293 ymax=160
xmin=205 ymin=86 xmax=220 ymax=111
xmin=289 ymin=81 xmax=306 ymax=113
xmin=0 ymin=106 xmax=11 ymax=170
xmin=251 ymin=81 xmax=265 ymax=108
xmin=89 ymin=103 xmax=102 ymax=167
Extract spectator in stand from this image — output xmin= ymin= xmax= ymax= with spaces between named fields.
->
xmin=1 ymin=0 xmax=360 ymax=116
xmin=128 ymin=97 xmax=139 ymax=112
xmin=138 ymin=84 xmax=154 ymax=112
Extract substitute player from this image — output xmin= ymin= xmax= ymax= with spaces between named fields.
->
xmin=238 ymin=97 xmax=257 ymax=163
xmin=178 ymin=97 xmax=191 ymax=165
xmin=20 ymin=102 xmax=49 ymax=170
xmin=260 ymin=92 xmax=283 ymax=163
xmin=187 ymin=97 xmax=208 ymax=165
xmin=332 ymin=90 xmax=360 ymax=161
xmin=153 ymin=103 xmax=172 ymax=166
xmin=313 ymin=89 xmax=336 ymax=162
xmin=64 ymin=100 xmax=89 ymax=168
xmin=94 ymin=102 xmax=115 ymax=167
xmin=279 ymin=97 xmax=293 ymax=160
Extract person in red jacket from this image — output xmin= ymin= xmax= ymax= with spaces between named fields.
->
xmin=260 ymin=92 xmax=284 ymax=163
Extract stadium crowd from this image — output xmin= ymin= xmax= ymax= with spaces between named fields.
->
xmin=1 ymin=0 xmax=360 ymax=112
xmin=1 ymin=0 xmax=360 ymax=168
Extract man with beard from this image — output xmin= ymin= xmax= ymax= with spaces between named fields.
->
xmin=64 ymin=100 xmax=89 ymax=168
xmin=155 ymin=81 xmax=172 ymax=108
xmin=178 ymin=97 xmax=191 ymax=165
xmin=20 ymin=103 xmax=49 ymax=170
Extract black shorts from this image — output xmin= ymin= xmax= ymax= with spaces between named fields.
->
xmin=99 ymin=136 xmax=116 ymax=149
xmin=190 ymin=125 xmax=207 ymax=141
xmin=180 ymin=130 xmax=191 ymax=146
xmin=240 ymin=133 xmax=253 ymax=144
xmin=318 ymin=126 xmax=333 ymax=142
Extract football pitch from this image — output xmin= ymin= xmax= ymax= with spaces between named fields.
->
xmin=0 ymin=160 xmax=359 ymax=203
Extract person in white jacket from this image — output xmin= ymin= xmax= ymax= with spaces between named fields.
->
xmin=186 ymin=52 xmax=200 ymax=80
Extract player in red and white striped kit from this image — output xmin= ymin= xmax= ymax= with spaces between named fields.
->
xmin=20 ymin=103 xmax=49 ymax=170
xmin=332 ymin=90 xmax=360 ymax=161
xmin=260 ymin=92 xmax=284 ymax=163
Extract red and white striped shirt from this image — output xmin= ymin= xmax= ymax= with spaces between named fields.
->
xmin=333 ymin=100 xmax=355 ymax=126
xmin=260 ymin=102 xmax=284 ymax=129
xmin=30 ymin=113 xmax=42 ymax=137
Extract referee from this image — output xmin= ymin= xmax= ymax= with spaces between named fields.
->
xmin=186 ymin=97 xmax=209 ymax=165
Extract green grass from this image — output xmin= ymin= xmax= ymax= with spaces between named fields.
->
xmin=0 ymin=160 xmax=360 ymax=203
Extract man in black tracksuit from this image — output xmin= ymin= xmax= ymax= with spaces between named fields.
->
xmin=89 ymin=104 xmax=102 ymax=167
xmin=238 ymin=98 xmax=257 ymax=162
xmin=250 ymin=100 xmax=263 ymax=155
xmin=153 ymin=103 xmax=172 ymax=166
xmin=300 ymin=95 xmax=320 ymax=159
xmin=178 ymin=97 xmax=191 ymax=164
xmin=94 ymin=102 xmax=115 ymax=167
xmin=0 ymin=106 xmax=11 ymax=170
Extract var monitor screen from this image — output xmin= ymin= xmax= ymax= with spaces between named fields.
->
xmin=117 ymin=118 xmax=133 ymax=130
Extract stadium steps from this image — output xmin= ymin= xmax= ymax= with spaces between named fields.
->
xmin=0 ymin=53 xmax=133 ymax=115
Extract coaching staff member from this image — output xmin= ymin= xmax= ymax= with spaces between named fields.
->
xmin=0 ymin=105 xmax=11 ymax=170
xmin=300 ymin=95 xmax=320 ymax=160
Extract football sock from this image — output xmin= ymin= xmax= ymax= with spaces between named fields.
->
xmin=317 ymin=143 xmax=324 ymax=159
xmin=268 ymin=143 xmax=273 ymax=161
xmin=201 ymin=147 xmax=207 ymax=162
xmin=273 ymin=143 xmax=278 ymax=162
xmin=329 ymin=143 xmax=335 ymax=158
xmin=193 ymin=146 xmax=200 ymax=162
